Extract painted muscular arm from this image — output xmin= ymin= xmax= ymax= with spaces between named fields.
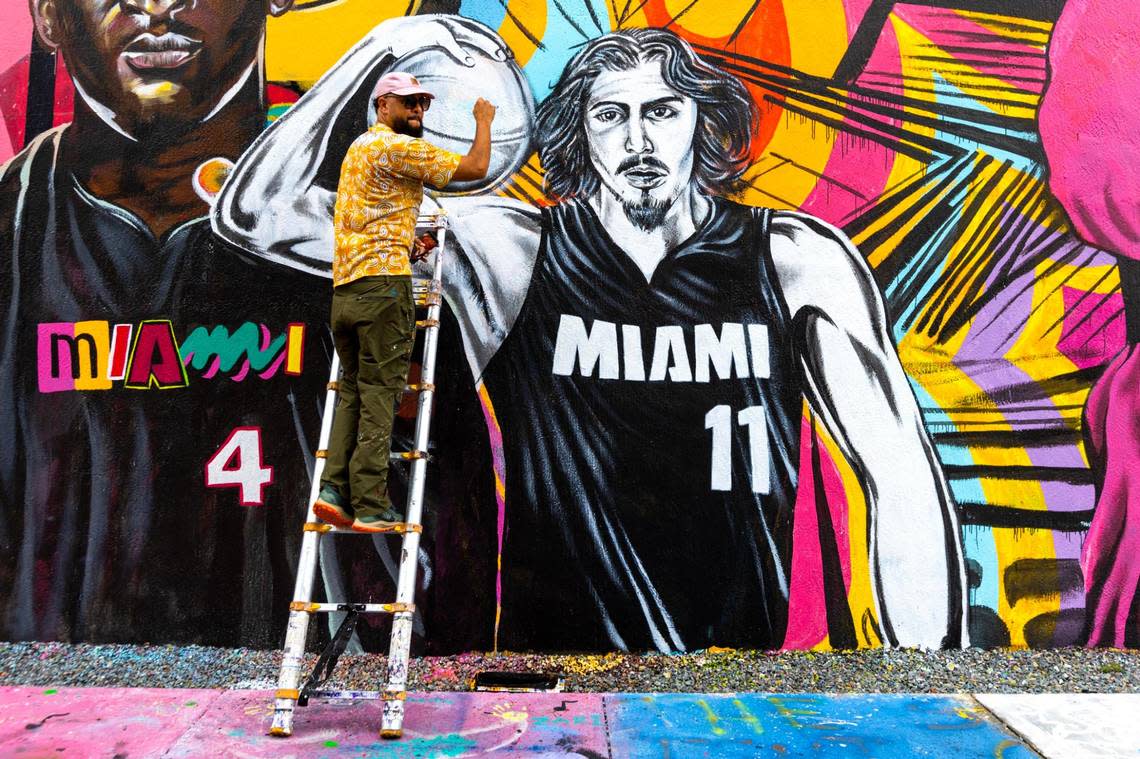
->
xmin=426 ymin=194 xmax=542 ymax=380
xmin=211 ymin=15 xmax=514 ymax=275
xmin=770 ymin=211 xmax=968 ymax=649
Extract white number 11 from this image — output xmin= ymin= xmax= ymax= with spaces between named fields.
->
xmin=704 ymin=405 xmax=770 ymax=494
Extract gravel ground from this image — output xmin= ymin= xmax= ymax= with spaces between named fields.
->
xmin=0 ymin=642 xmax=1137 ymax=693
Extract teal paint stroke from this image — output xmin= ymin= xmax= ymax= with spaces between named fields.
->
xmin=180 ymin=323 xmax=285 ymax=374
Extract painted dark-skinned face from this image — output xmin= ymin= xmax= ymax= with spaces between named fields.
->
xmin=35 ymin=0 xmax=291 ymax=135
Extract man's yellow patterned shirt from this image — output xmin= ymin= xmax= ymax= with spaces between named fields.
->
xmin=332 ymin=122 xmax=460 ymax=286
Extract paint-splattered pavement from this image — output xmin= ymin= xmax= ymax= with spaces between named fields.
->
xmin=2 ymin=688 xmax=1138 ymax=757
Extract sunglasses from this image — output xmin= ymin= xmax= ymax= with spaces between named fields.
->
xmin=386 ymin=94 xmax=432 ymax=111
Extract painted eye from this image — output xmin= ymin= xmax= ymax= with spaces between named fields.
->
xmin=647 ymin=105 xmax=678 ymax=121
xmin=592 ymin=108 xmax=624 ymax=125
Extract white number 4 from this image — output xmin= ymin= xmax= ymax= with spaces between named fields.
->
xmin=705 ymin=405 xmax=770 ymax=494
xmin=205 ymin=427 xmax=274 ymax=506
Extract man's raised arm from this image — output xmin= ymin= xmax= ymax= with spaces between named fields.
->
xmin=770 ymin=211 xmax=969 ymax=649
xmin=211 ymin=15 xmax=518 ymax=275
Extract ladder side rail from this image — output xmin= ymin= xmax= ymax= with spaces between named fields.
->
xmin=271 ymin=352 xmax=342 ymax=736
xmin=381 ymin=221 xmax=447 ymax=736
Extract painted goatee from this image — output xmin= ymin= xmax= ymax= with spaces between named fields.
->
xmin=622 ymin=197 xmax=669 ymax=230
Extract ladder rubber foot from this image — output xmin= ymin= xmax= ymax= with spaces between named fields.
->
xmin=269 ymin=726 xmax=291 ymax=738
xmin=381 ymin=729 xmax=403 ymax=740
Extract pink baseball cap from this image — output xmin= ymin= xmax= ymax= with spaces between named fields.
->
xmin=370 ymin=71 xmax=435 ymax=101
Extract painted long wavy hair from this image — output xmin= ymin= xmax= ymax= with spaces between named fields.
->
xmin=536 ymin=28 xmax=757 ymax=200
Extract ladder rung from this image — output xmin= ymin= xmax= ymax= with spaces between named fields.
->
xmin=314 ymin=449 xmax=327 ymax=459
xmin=390 ymin=450 xmax=430 ymax=461
xmin=289 ymin=602 xmax=415 ymax=614
xmin=304 ymin=521 xmax=422 ymax=534
xmin=415 ymin=319 xmax=439 ymax=329
xmin=327 ymin=381 xmax=339 ymax=391
xmin=414 ymin=293 xmax=442 ymax=307
xmin=276 ymin=689 xmax=300 ymax=700
xmin=403 ymin=383 xmax=435 ymax=394
xmin=415 ymin=211 xmax=447 ymax=228
xmin=301 ymin=689 xmax=406 ymax=702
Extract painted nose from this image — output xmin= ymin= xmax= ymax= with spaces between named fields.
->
xmin=118 ymin=0 xmax=191 ymax=19
xmin=624 ymin=118 xmax=653 ymax=154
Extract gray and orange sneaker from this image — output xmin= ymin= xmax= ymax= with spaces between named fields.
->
xmin=313 ymin=484 xmax=353 ymax=528
xmin=351 ymin=506 xmax=404 ymax=533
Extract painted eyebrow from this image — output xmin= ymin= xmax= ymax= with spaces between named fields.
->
xmin=641 ymin=96 xmax=684 ymax=110
xmin=587 ymin=100 xmax=630 ymax=113
xmin=587 ymin=95 xmax=683 ymax=112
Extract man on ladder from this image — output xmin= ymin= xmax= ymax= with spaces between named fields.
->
xmin=266 ymin=72 xmax=497 ymax=740
xmin=314 ymin=71 xmax=496 ymax=532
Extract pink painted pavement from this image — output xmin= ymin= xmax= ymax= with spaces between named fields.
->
xmin=0 ymin=688 xmax=607 ymax=758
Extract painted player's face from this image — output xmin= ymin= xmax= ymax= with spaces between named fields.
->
xmin=32 ymin=0 xmax=292 ymax=137
xmin=584 ymin=60 xmax=699 ymax=230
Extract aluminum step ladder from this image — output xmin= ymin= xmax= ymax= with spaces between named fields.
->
xmin=269 ymin=210 xmax=449 ymax=739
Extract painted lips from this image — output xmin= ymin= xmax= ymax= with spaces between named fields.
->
xmin=122 ymin=34 xmax=202 ymax=72
xmin=622 ymin=168 xmax=666 ymax=190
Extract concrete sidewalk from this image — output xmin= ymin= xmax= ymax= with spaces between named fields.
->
xmin=0 ymin=687 xmax=1136 ymax=757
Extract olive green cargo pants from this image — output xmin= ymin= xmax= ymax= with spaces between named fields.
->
xmin=321 ymin=275 xmax=415 ymax=518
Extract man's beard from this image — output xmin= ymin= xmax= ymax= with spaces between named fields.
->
xmin=392 ymin=116 xmax=423 ymax=138
xmin=621 ymin=195 xmax=670 ymax=231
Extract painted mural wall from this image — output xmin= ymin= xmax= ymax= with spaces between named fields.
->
xmin=0 ymin=0 xmax=1136 ymax=653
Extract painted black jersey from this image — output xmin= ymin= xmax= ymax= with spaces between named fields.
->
xmin=480 ymin=198 xmax=804 ymax=652
xmin=0 ymin=130 xmax=333 ymax=647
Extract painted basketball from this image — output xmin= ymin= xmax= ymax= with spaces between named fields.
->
xmin=389 ymin=45 xmax=536 ymax=195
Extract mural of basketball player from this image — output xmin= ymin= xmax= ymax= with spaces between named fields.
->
xmin=0 ymin=0 xmax=330 ymax=647
xmin=216 ymin=20 xmax=968 ymax=652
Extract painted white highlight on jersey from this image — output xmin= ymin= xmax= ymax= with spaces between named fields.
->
xmin=597 ymin=506 xmax=684 ymax=652
xmin=553 ymin=317 xmax=771 ymax=383
xmin=748 ymin=324 xmax=770 ymax=379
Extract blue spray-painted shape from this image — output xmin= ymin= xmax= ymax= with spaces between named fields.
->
xmin=607 ymin=694 xmax=1038 ymax=758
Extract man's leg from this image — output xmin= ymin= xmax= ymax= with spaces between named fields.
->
xmin=349 ymin=276 xmax=415 ymax=528
xmin=315 ymin=285 xmax=362 ymax=527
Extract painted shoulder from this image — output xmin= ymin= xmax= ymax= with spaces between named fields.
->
xmin=0 ymin=126 xmax=64 ymax=194
xmin=768 ymin=209 xmax=886 ymax=326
